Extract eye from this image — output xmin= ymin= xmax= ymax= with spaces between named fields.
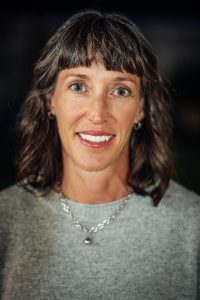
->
xmin=69 ymin=82 xmax=86 ymax=93
xmin=113 ymin=87 xmax=131 ymax=97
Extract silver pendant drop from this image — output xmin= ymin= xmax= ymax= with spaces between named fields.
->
xmin=84 ymin=236 xmax=92 ymax=245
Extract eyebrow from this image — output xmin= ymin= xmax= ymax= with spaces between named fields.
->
xmin=65 ymin=73 xmax=88 ymax=79
xmin=111 ymin=76 xmax=137 ymax=85
xmin=64 ymin=73 xmax=138 ymax=85
xmin=64 ymin=73 xmax=89 ymax=79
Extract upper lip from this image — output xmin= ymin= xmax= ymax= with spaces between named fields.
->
xmin=77 ymin=130 xmax=115 ymax=136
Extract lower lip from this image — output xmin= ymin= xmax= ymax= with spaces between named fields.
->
xmin=77 ymin=134 xmax=114 ymax=148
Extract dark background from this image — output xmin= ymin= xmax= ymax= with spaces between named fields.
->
xmin=0 ymin=0 xmax=200 ymax=193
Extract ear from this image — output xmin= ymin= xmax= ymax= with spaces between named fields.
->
xmin=46 ymin=93 xmax=55 ymax=114
xmin=135 ymin=98 xmax=145 ymax=123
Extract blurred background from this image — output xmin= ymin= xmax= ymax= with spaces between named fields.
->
xmin=0 ymin=0 xmax=199 ymax=194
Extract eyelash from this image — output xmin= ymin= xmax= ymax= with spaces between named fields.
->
xmin=69 ymin=81 xmax=132 ymax=97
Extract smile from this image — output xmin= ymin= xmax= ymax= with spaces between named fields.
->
xmin=79 ymin=133 xmax=113 ymax=142
xmin=77 ymin=130 xmax=115 ymax=148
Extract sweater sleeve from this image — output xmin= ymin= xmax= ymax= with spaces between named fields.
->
xmin=0 ymin=184 xmax=21 ymax=298
xmin=0 ymin=191 xmax=11 ymax=298
xmin=197 ymin=229 xmax=200 ymax=298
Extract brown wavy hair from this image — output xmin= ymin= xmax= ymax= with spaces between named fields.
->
xmin=16 ymin=9 xmax=174 ymax=206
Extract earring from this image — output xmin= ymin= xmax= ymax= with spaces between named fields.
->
xmin=48 ymin=111 xmax=55 ymax=120
xmin=133 ymin=122 xmax=142 ymax=130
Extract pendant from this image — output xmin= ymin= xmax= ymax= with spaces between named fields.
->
xmin=84 ymin=236 xmax=92 ymax=245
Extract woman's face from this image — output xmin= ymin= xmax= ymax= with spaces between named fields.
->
xmin=49 ymin=62 xmax=144 ymax=173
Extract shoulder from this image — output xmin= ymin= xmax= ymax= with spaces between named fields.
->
xmin=0 ymin=184 xmax=31 ymax=240
xmin=162 ymin=180 xmax=200 ymax=206
xmin=0 ymin=184 xmax=55 ymax=235
xmin=0 ymin=184 xmax=44 ymax=221
xmin=0 ymin=184 xmax=34 ymax=208
xmin=0 ymin=183 xmax=27 ymax=198
xmin=159 ymin=179 xmax=200 ymax=218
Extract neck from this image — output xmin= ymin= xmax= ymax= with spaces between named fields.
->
xmin=58 ymin=162 xmax=132 ymax=205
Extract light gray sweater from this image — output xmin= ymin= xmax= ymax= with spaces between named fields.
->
xmin=0 ymin=180 xmax=200 ymax=300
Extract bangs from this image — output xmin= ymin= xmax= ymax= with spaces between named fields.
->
xmin=57 ymin=15 xmax=145 ymax=76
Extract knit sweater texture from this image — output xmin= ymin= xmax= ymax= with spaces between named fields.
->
xmin=0 ymin=180 xmax=200 ymax=300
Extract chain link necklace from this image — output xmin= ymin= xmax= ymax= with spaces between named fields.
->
xmin=58 ymin=186 xmax=133 ymax=245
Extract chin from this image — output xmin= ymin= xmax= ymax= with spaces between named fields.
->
xmin=77 ymin=158 xmax=113 ymax=172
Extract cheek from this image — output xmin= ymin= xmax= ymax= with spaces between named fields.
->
xmin=115 ymin=107 xmax=137 ymax=128
xmin=55 ymin=97 xmax=83 ymax=123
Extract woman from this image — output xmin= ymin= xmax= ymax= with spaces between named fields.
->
xmin=0 ymin=9 xmax=199 ymax=300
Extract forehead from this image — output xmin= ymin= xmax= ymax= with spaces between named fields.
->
xmin=58 ymin=62 xmax=140 ymax=86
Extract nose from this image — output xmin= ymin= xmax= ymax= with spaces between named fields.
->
xmin=87 ymin=95 xmax=110 ymax=124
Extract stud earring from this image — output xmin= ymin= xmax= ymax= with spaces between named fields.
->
xmin=133 ymin=122 xmax=142 ymax=130
xmin=48 ymin=111 xmax=55 ymax=120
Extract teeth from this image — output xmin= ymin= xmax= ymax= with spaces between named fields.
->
xmin=79 ymin=134 xmax=113 ymax=142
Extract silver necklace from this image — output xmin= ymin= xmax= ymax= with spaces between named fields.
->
xmin=58 ymin=187 xmax=133 ymax=245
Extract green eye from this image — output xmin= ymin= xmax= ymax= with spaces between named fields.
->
xmin=114 ymin=87 xmax=131 ymax=97
xmin=70 ymin=82 xmax=85 ymax=93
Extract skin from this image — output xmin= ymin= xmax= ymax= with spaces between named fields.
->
xmin=49 ymin=62 xmax=144 ymax=204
